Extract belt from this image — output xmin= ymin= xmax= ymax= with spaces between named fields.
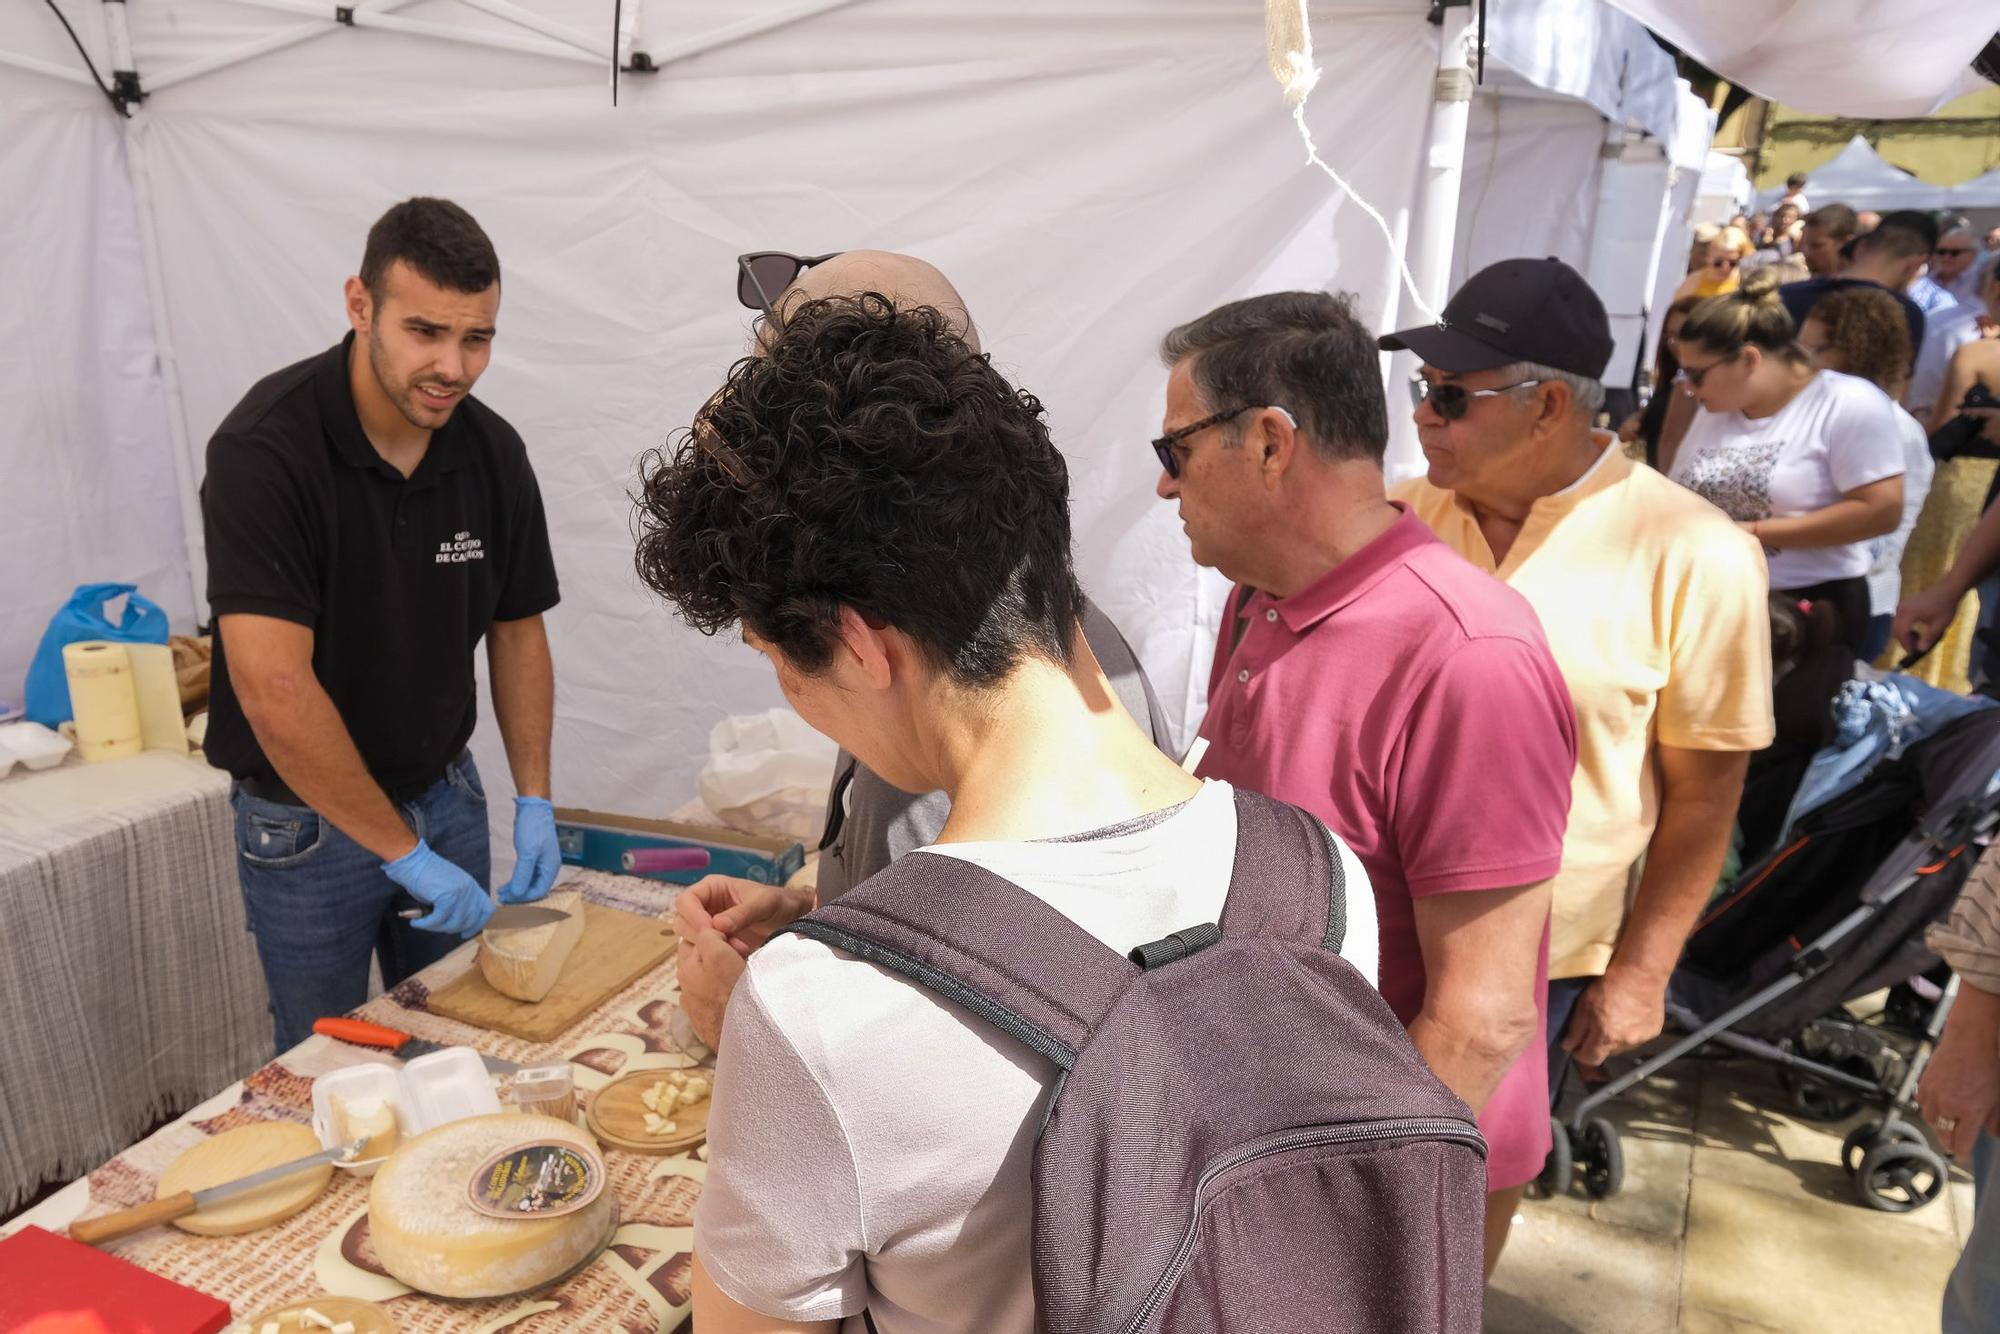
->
xmin=239 ymin=762 xmax=453 ymax=809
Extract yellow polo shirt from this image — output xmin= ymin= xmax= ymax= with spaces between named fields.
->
xmin=1393 ymin=442 xmax=1774 ymax=978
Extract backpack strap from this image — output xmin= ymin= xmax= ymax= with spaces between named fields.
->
xmin=1217 ymin=787 xmax=1347 ymax=955
xmin=778 ymin=787 xmax=1348 ymax=1066
xmin=781 ymin=850 xmax=1134 ymax=1069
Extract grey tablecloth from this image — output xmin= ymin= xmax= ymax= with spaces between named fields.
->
xmin=0 ymin=751 xmax=269 ymax=1214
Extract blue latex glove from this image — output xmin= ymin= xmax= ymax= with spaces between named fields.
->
xmin=383 ymin=840 xmax=494 ymax=938
xmin=501 ymin=796 xmax=562 ymax=905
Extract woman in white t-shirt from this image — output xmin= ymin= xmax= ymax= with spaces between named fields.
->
xmin=1670 ymin=266 xmax=1906 ymax=657
xmin=1795 ymin=285 xmax=1932 ymax=661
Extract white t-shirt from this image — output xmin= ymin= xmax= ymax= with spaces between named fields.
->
xmin=1670 ymin=369 xmax=1907 ymax=588
xmin=694 ymin=779 xmax=1376 ymax=1334
xmin=1908 ymin=302 xmax=1982 ymax=422
xmin=1866 ymin=409 xmax=1937 ymax=615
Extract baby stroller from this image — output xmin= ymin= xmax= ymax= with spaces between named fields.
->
xmin=1540 ymin=700 xmax=2000 ymax=1214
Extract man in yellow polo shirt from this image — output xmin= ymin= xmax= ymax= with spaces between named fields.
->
xmin=1383 ymin=258 xmax=1774 ymax=1086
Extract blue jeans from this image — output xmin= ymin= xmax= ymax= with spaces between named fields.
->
xmin=231 ymin=751 xmax=491 ymax=1054
xmin=1945 ymin=1132 xmax=2000 ymax=1333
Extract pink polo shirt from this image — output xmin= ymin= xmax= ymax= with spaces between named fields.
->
xmin=1195 ymin=505 xmax=1577 ymax=1190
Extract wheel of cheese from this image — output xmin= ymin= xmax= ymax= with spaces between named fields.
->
xmin=477 ymin=890 xmax=586 ymax=1002
xmin=367 ymin=1113 xmax=615 ymax=1299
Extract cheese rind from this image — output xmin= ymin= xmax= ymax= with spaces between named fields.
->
xmin=368 ymin=1113 xmax=613 ymax=1298
xmin=477 ymin=891 xmax=586 ymax=1002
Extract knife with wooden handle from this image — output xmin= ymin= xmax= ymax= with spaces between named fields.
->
xmin=69 ymin=1138 xmax=369 ymax=1246
xmin=312 ymin=1017 xmax=521 ymax=1075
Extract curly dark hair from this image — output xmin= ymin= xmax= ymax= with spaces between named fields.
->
xmin=633 ymin=293 xmax=1083 ymax=685
xmin=1807 ymin=285 xmax=1914 ymax=396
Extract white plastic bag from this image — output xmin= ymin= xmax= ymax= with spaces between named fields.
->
xmin=696 ymin=709 xmax=838 ymax=843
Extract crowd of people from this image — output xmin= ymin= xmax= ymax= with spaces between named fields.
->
xmin=196 ymin=190 xmax=2000 ymax=1331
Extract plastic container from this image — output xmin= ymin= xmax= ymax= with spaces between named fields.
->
xmin=507 ymin=1062 xmax=578 ymax=1124
xmin=0 ymin=722 xmax=72 ymax=776
xmin=311 ymin=1046 xmax=504 ymax=1176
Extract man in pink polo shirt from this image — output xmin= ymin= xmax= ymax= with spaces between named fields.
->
xmin=1155 ymin=291 xmax=1578 ymax=1272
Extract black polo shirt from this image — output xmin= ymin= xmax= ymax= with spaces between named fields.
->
xmin=200 ymin=332 xmax=560 ymax=795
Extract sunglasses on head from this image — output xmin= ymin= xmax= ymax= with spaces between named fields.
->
xmin=1408 ymin=375 xmax=1545 ymax=422
xmin=736 ymin=251 xmax=845 ymax=318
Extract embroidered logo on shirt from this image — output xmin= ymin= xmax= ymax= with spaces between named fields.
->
xmin=437 ymin=530 xmax=486 ymax=564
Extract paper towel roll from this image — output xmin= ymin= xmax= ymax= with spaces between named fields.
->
xmin=64 ymin=641 xmax=143 ymax=762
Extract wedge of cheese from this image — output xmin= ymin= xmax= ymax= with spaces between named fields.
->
xmin=368 ymin=1113 xmax=613 ymax=1298
xmin=477 ymin=890 xmax=585 ymax=1002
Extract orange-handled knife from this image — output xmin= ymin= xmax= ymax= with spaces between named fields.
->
xmin=312 ymin=1017 xmax=521 ymax=1074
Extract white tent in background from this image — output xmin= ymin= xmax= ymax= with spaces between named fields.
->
xmin=1756 ymin=134 xmax=1954 ymax=211
xmin=4 ymin=0 xmax=1721 ymax=816
xmin=1948 ymin=164 xmax=2000 ymax=210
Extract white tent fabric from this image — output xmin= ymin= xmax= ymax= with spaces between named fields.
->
xmin=1608 ymin=1 xmax=2000 ymax=119
xmin=1948 ymin=164 xmax=2000 ymax=209
xmin=4 ymin=0 xmax=1446 ymax=821
xmin=1755 ymin=134 xmax=1952 ymax=211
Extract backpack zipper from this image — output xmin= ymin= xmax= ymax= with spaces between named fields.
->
xmin=1117 ymin=1116 xmax=1487 ymax=1334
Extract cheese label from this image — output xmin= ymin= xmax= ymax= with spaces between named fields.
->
xmin=466 ymin=1141 xmax=606 ymax=1220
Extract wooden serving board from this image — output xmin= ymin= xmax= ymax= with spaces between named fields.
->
xmin=586 ymin=1069 xmax=711 ymax=1155
xmin=157 ymin=1123 xmax=331 ymax=1236
xmin=428 ymin=902 xmax=676 ymax=1042
xmin=240 ymin=1295 xmax=399 ymax=1332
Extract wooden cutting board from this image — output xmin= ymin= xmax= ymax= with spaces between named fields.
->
xmin=157 ymin=1122 xmax=332 ymax=1236
xmin=585 ymin=1069 xmax=712 ymax=1155
xmin=241 ymin=1296 xmax=399 ymax=1332
xmin=427 ymin=902 xmax=676 ymax=1042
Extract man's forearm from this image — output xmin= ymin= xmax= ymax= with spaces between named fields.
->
xmin=489 ymin=616 xmax=554 ymax=799
xmin=247 ymin=680 xmax=416 ymax=861
xmin=1610 ymin=791 xmax=1739 ymax=983
xmin=1408 ymin=1008 xmax=1532 ymax=1115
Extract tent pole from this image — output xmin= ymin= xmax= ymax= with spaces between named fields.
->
xmin=226 ymin=0 xmax=600 ymax=67
xmin=146 ymin=0 xmax=426 ymax=95
xmin=1409 ymin=4 xmax=1475 ymax=315
xmin=100 ymin=0 xmax=209 ymax=626
xmin=0 ymin=48 xmax=97 ymax=86
xmin=453 ymin=0 xmax=614 ymax=61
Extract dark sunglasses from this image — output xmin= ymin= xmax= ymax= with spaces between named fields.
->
xmin=1152 ymin=405 xmax=1294 ymax=478
xmin=1408 ymin=376 xmax=1545 ymax=422
xmin=1936 ymin=247 xmax=1975 ymax=258
xmin=736 ymin=251 xmax=844 ymax=318
xmin=1674 ymin=351 xmax=1739 ymax=389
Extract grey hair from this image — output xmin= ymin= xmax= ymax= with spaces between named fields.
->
xmin=1499 ymin=361 xmax=1605 ymax=417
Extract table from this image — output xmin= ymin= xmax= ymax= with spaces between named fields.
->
xmin=6 ymin=868 xmax=709 ymax=1333
xmin=0 ymin=751 xmax=271 ymax=1215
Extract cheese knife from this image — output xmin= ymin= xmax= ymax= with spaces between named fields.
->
xmin=69 ymin=1137 xmax=370 ymax=1246
xmin=312 ymin=1017 xmax=522 ymax=1075
xmin=397 ymin=902 xmax=572 ymax=930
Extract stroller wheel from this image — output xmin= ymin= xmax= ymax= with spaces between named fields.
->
xmin=1532 ymin=1117 xmax=1573 ymax=1199
xmin=1840 ymin=1120 xmax=1926 ymax=1176
xmin=1856 ymin=1140 xmax=1947 ymax=1213
xmin=1578 ymin=1118 xmax=1624 ymax=1199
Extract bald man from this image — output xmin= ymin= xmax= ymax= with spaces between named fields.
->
xmin=673 ymin=249 xmax=1177 ymax=1048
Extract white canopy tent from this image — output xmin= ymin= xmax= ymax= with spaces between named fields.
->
xmin=1755 ymin=134 xmax=1954 ymax=211
xmin=1 ymin=0 xmax=1914 ymax=835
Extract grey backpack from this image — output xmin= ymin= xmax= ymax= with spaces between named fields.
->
xmin=785 ymin=786 xmax=1488 ymax=1333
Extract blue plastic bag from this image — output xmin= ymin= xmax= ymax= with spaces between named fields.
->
xmin=23 ymin=583 xmax=171 ymax=725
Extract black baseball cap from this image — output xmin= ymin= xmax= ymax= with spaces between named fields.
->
xmin=1378 ymin=257 xmax=1614 ymax=379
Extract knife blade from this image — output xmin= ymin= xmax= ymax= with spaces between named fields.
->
xmin=70 ymin=1138 xmax=368 ymax=1246
xmin=398 ymin=902 xmax=572 ymax=930
xmin=312 ymin=1017 xmax=522 ymax=1075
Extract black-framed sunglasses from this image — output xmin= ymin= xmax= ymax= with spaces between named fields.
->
xmin=1152 ymin=405 xmax=1293 ymax=479
xmin=736 ymin=251 xmax=844 ymax=318
xmin=1674 ymin=351 xmax=1740 ymax=390
xmin=1408 ymin=375 xmax=1546 ymax=422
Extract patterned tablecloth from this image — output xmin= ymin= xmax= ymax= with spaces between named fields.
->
xmin=0 ymin=751 xmax=271 ymax=1215
xmin=8 ymin=869 xmax=711 ymax=1333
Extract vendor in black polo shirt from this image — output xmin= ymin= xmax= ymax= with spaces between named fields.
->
xmin=200 ymin=198 xmax=562 ymax=1052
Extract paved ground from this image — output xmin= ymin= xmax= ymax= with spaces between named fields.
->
xmin=1487 ymin=1052 xmax=1977 ymax=1333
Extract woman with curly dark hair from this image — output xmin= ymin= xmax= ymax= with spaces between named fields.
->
xmin=635 ymin=292 xmax=1377 ymax=1334
xmin=1795 ymin=286 xmax=1933 ymax=659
